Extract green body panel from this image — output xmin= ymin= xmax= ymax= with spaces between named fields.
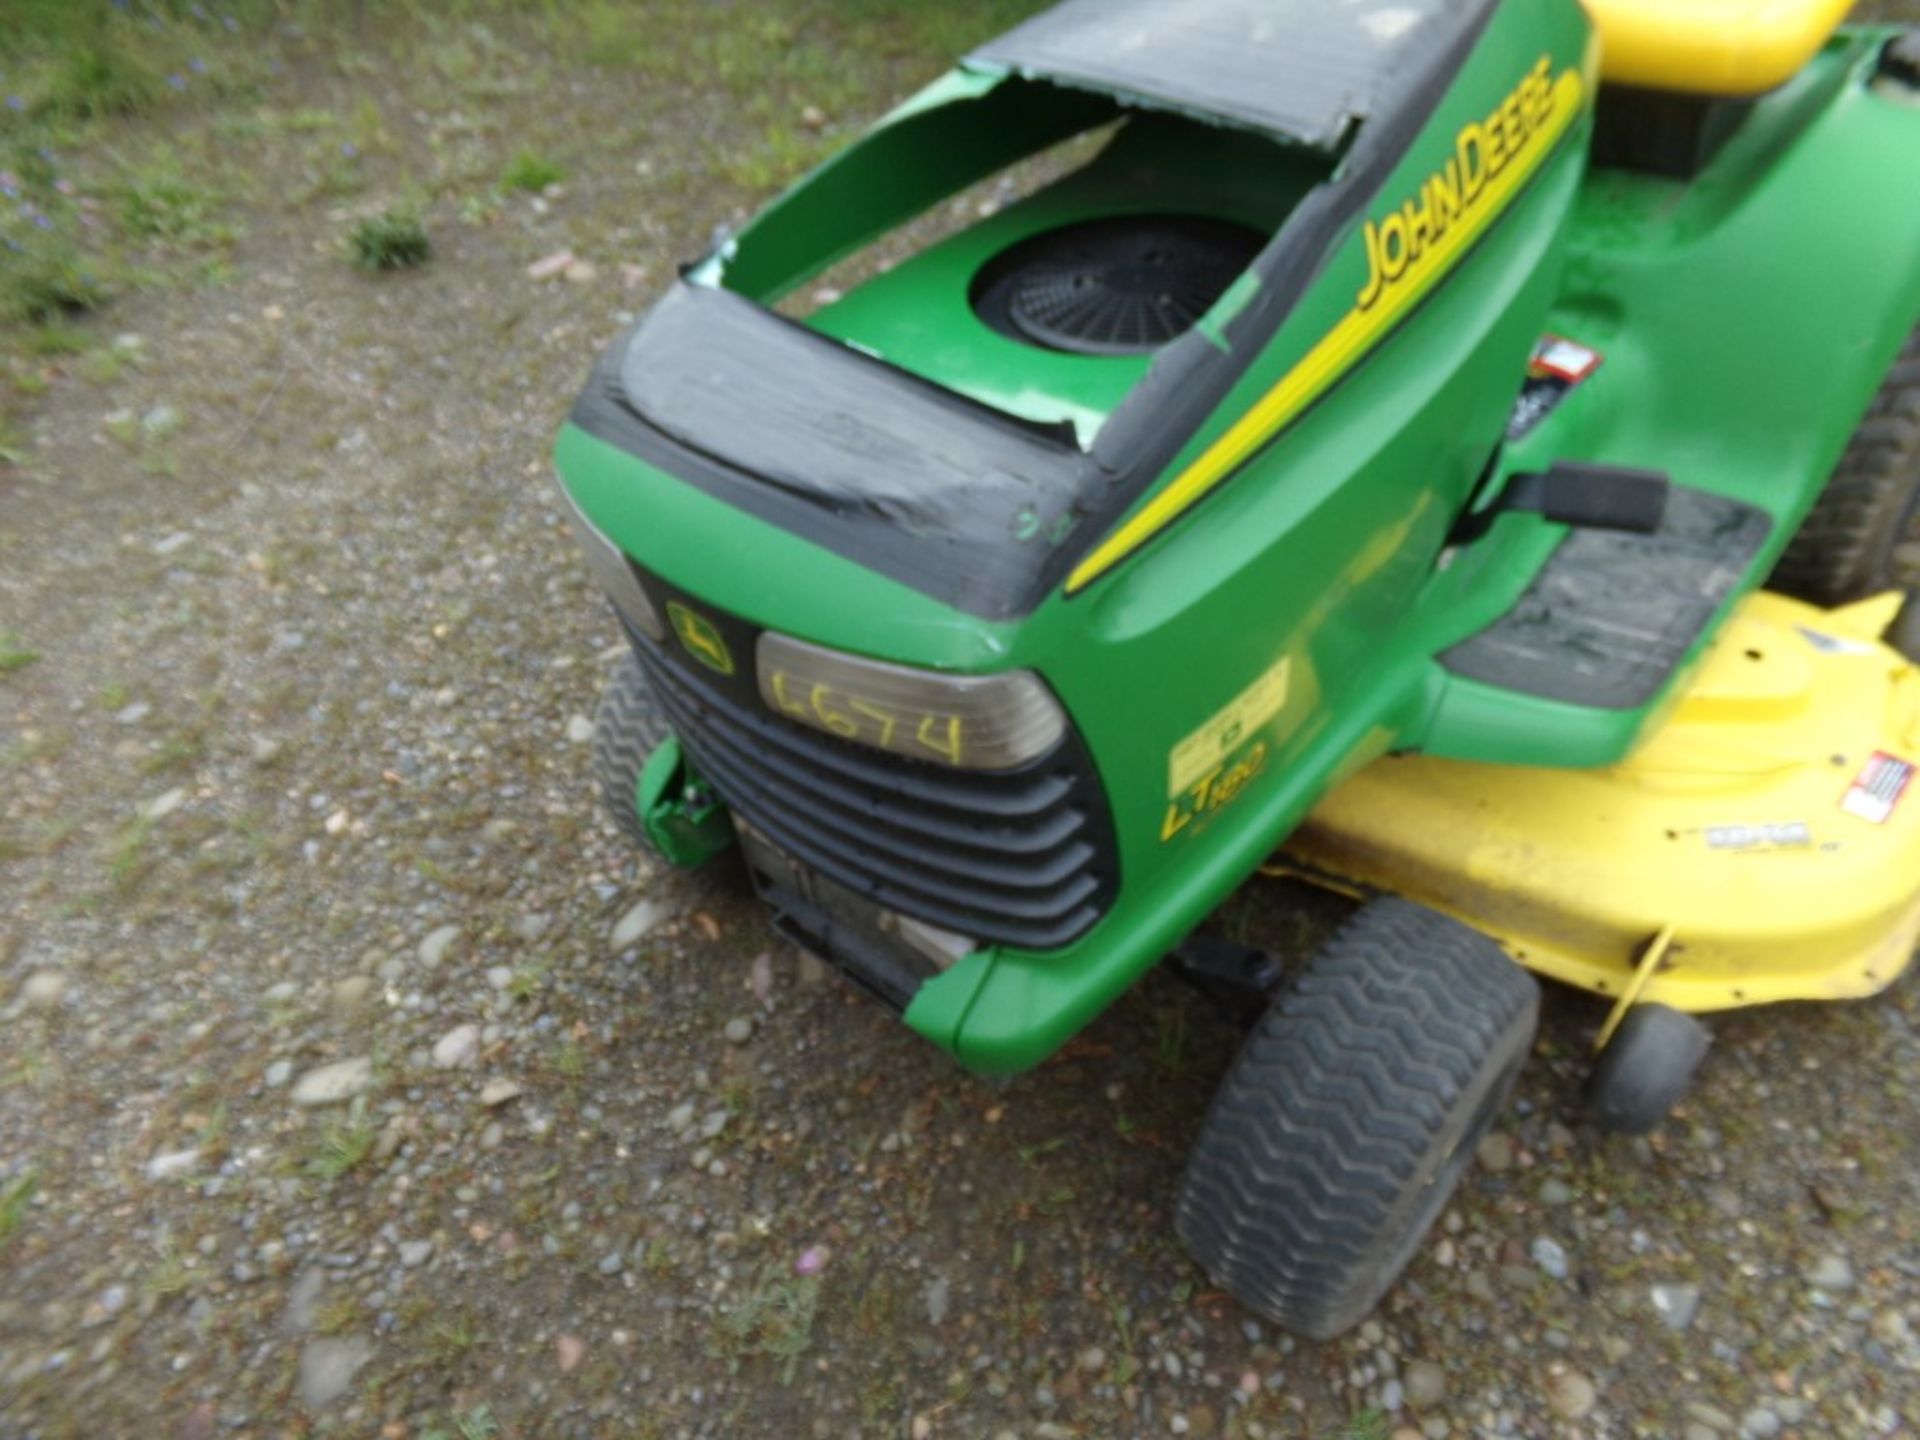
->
xmin=637 ymin=738 xmax=737 ymax=868
xmin=1418 ymin=29 xmax=1920 ymax=765
xmin=704 ymin=73 xmax=1115 ymax=302
xmin=554 ymin=14 xmax=1920 ymax=1075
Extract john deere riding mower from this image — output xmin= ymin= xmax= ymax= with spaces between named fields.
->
xmin=554 ymin=0 xmax=1920 ymax=1337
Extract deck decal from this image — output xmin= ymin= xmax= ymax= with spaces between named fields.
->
xmin=1841 ymin=752 xmax=1914 ymax=826
xmin=1067 ymin=57 xmax=1585 ymax=595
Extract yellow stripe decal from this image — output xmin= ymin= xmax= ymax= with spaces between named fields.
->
xmin=1066 ymin=60 xmax=1586 ymax=595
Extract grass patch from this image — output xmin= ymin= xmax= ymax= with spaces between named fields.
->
xmin=2 ymin=1 xmax=267 ymax=121
xmin=120 ymin=171 xmax=233 ymax=250
xmin=0 ymin=632 xmax=39 ymax=673
xmin=347 ymin=205 xmax=431 ymax=273
xmin=3 ymin=1039 xmax=55 ymax=1092
xmin=39 ymin=37 xmax=168 ymax=122
xmin=426 ymin=1310 xmax=481 ymax=1365
xmin=712 ymin=1272 xmax=821 ymax=1384
xmin=500 ymin=148 xmax=564 ymax=193
xmin=142 ymin=1241 xmax=193 ymax=1301
xmin=314 ymin=1293 xmax=362 ymax=1335
xmin=77 ymin=347 xmax=128 ymax=384
xmin=422 ymin=1406 xmax=498 ymax=1440
xmin=1 ymin=246 xmax=108 ymax=326
xmin=21 ymin=324 xmax=90 ymax=357
xmin=1328 ymin=1412 xmax=1390 ymax=1440
xmin=104 ymin=813 xmax=155 ymax=895
xmin=305 ymin=1098 xmax=379 ymax=1180
xmin=0 ymin=1172 xmax=35 ymax=1252
xmin=711 ymin=124 xmax=838 ymax=194
xmin=505 ymin=962 xmax=548 ymax=1004
xmin=549 ymin=1040 xmax=587 ymax=1080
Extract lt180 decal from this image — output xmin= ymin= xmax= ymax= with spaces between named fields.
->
xmin=1163 ymin=741 xmax=1269 ymax=843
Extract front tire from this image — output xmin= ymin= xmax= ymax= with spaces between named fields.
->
xmin=593 ymin=654 xmax=670 ymax=854
xmin=1770 ymin=325 xmax=1920 ymax=605
xmin=1176 ymin=898 xmax=1539 ymax=1340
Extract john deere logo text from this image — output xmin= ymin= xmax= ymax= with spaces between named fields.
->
xmin=667 ymin=602 xmax=734 ymax=675
xmin=1358 ymin=56 xmax=1561 ymax=312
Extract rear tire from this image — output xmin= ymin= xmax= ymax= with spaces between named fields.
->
xmin=1176 ymin=898 xmax=1539 ymax=1340
xmin=594 ymin=654 xmax=669 ymax=854
xmin=1770 ymin=325 xmax=1920 ymax=605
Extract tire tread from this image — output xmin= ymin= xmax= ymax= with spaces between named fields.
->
xmin=593 ymin=654 xmax=670 ymax=853
xmin=1771 ymin=327 xmax=1920 ymax=605
xmin=1176 ymin=899 xmax=1538 ymax=1338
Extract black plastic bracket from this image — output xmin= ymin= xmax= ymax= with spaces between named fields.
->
xmin=1167 ymin=932 xmax=1285 ymax=1022
xmin=1455 ymin=461 xmax=1669 ymax=543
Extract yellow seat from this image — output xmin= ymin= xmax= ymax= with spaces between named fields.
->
xmin=1585 ymin=0 xmax=1854 ymax=95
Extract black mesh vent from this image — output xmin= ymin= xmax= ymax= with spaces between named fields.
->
xmin=629 ymin=628 xmax=1118 ymax=952
xmin=973 ymin=215 xmax=1265 ymax=356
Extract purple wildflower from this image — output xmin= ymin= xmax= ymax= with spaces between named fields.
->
xmin=794 ymin=1246 xmax=829 ymax=1276
xmin=167 ymin=74 xmax=188 ymax=92
xmin=189 ymin=57 xmax=208 ymax=76
xmin=5 ymin=96 xmax=24 ymax=113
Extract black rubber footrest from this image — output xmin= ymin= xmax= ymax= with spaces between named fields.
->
xmin=1441 ymin=486 xmax=1771 ymax=709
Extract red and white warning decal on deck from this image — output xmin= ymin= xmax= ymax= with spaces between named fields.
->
xmin=1840 ymin=751 xmax=1916 ymax=825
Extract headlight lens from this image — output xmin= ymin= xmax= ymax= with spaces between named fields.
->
xmin=758 ymin=632 xmax=1066 ymax=771
xmin=555 ymin=480 xmax=663 ymax=641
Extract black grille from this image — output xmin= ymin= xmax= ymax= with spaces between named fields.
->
xmin=629 ymin=629 xmax=1117 ymax=951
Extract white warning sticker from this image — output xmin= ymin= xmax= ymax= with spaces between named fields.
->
xmin=1840 ymin=751 xmax=1915 ymax=825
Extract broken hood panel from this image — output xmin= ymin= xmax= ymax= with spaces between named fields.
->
xmin=970 ymin=0 xmax=1484 ymax=151
xmin=570 ymin=282 xmax=1099 ymax=621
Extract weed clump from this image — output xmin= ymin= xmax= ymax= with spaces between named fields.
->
xmin=713 ymin=1272 xmax=822 ymax=1384
xmin=0 ymin=1171 xmax=36 ymax=1252
xmin=347 ymin=205 xmax=430 ymax=274
xmin=0 ymin=632 xmax=40 ymax=673
xmin=120 ymin=173 xmax=229 ymax=249
xmin=1 ymin=245 xmax=107 ymax=324
xmin=305 ymin=1098 xmax=379 ymax=1179
xmin=501 ymin=149 xmax=565 ymax=194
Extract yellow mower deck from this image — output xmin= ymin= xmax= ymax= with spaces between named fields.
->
xmin=1282 ymin=592 xmax=1920 ymax=1016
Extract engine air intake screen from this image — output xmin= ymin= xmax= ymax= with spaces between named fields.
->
xmin=972 ymin=214 xmax=1265 ymax=357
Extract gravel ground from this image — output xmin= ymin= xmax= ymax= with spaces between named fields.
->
xmin=4 ymin=8 xmax=1920 ymax=1439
